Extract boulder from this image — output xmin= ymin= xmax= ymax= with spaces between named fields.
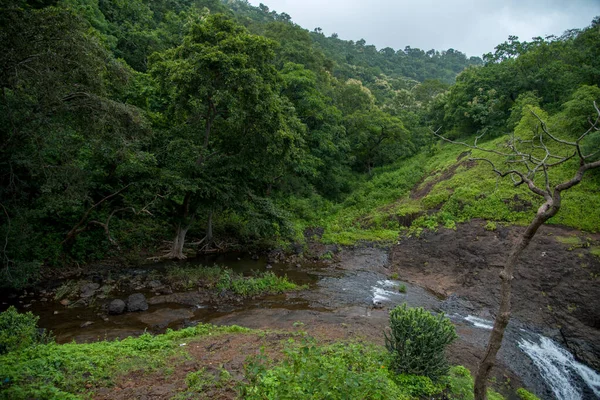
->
xmin=80 ymin=282 xmax=100 ymax=298
xmin=127 ymin=293 xmax=148 ymax=312
xmin=108 ymin=299 xmax=126 ymax=315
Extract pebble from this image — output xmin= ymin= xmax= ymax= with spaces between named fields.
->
xmin=53 ymin=311 xmax=59 ymax=315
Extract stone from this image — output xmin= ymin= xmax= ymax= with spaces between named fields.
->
xmin=108 ymin=299 xmax=126 ymax=315
xmin=147 ymin=280 xmax=163 ymax=289
xmin=127 ymin=293 xmax=148 ymax=312
xmin=80 ymin=282 xmax=100 ymax=298
xmin=265 ymin=264 xmax=273 ymax=269
xmin=60 ymin=299 xmax=70 ymax=306
xmin=80 ymin=321 xmax=94 ymax=328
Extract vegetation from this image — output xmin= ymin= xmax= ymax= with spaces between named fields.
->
xmin=0 ymin=307 xmax=51 ymax=355
xmin=165 ymin=265 xmax=306 ymax=296
xmin=385 ymin=304 xmax=457 ymax=380
xmin=0 ymin=0 xmax=598 ymax=289
xmin=0 ymin=319 xmax=251 ymax=399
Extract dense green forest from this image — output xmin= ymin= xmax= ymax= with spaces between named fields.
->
xmin=1 ymin=0 xmax=599 ymax=289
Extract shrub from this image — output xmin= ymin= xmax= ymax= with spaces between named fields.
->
xmin=0 ymin=306 xmax=51 ymax=355
xmin=384 ymin=304 xmax=457 ymax=380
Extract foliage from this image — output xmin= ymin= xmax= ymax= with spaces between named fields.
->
xmin=241 ymin=340 xmax=410 ymax=399
xmin=0 ymin=307 xmax=51 ymax=355
xmin=446 ymin=366 xmax=504 ymax=400
xmin=0 ymin=321 xmax=250 ymax=399
xmin=516 ymin=388 xmax=541 ymax=400
xmin=384 ymin=304 xmax=457 ymax=380
xmin=165 ymin=265 xmax=305 ymax=296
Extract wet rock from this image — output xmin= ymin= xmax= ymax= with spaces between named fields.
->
xmin=251 ymin=254 xmax=259 ymax=260
xmin=80 ymin=321 xmax=94 ymax=328
xmin=137 ymin=308 xmax=194 ymax=329
xmin=23 ymin=304 xmax=31 ymax=308
xmin=127 ymin=293 xmax=148 ymax=312
xmin=266 ymin=264 xmax=273 ymax=269
xmin=108 ymin=299 xmax=126 ymax=315
xmin=80 ymin=283 xmax=100 ymax=298
xmin=158 ymin=286 xmax=173 ymax=295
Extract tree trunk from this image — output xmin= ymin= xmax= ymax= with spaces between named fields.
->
xmin=206 ymin=211 xmax=213 ymax=245
xmin=473 ymin=200 xmax=558 ymax=400
xmin=165 ymin=222 xmax=189 ymax=260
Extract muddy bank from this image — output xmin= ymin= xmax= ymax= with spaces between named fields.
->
xmin=389 ymin=219 xmax=600 ymax=371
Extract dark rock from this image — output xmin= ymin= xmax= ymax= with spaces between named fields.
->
xmin=80 ymin=282 xmax=100 ymax=298
xmin=127 ymin=293 xmax=148 ymax=312
xmin=108 ymin=299 xmax=126 ymax=315
xmin=251 ymin=254 xmax=259 ymax=260
xmin=147 ymin=280 xmax=163 ymax=289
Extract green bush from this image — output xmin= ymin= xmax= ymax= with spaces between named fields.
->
xmin=0 ymin=306 xmax=51 ymax=355
xmin=384 ymin=304 xmax=457 ymax=380
xmin=242 ymin=341 xmax=409 ymax=399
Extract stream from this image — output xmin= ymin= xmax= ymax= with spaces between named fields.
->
xmin=2 ymin=249 xmax=599 ymax=400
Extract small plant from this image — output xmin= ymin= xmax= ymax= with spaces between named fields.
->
xmin=390 ymin=272 xmax=399 ymax=280
xmin=0 ymin=306 xmax=52 ymax=355
xmin=516 ymin=388 xmax=541 ymax=400
xmin=484 ymin=221 xmax=497 ymax=231
xmin=398 ymin=284 xmax=407 ymax=293
xmin=384 ymin=304 xmax=457 ymax=380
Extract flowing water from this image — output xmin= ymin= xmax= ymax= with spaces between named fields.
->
xmin=2 ymin=250 xmax=599 ymax=400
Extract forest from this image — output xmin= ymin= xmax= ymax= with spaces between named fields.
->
xmin=1 ymin=1 xmax=600 ymax=399
xmin=2 ymin=0 xmax=597 ymax=289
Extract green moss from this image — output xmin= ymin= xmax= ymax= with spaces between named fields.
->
xmin=555 ymin=236 xmax=582 ymax=246
xmin=589 ymin=246 xmax=600 ymax=258
xmin=516 ymin=388 xmax=541 ymax=400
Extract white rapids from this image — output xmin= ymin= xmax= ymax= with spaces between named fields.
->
xmin=518 ymin=334 xmax=600 ymax=400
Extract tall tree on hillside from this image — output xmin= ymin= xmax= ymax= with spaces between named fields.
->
xmin=433 ymin=102 xmax=600 ymax=400
xmin=150 ymin=14 xmax=302 ymax=259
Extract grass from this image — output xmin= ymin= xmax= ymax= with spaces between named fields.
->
xmin=284 ymin=134 xmax=600 ymax=246
xmin=165 ymin=265 xmax=307 ymax=297
xmin=0 ymin=324 xmax=251 ymax=400
xmin=242 ymin=339 xmax=506 ymax=400
xmin=1 ymin=306 xmax=531 ymax=400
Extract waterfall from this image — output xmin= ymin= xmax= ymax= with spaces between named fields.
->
xmin=518 ymin=334 xmax=600 ymax=400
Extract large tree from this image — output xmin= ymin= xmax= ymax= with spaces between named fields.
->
xmin=150 ymin=13 xmax=302 ymax=259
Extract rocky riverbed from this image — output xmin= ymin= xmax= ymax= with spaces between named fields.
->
xmin=2 ymin=220 xmax=599 ymax=399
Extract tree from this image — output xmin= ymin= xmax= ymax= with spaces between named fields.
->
xmin=150 ymin=14 xmax=301 ymax=259
xmin=432 ymin=102 xmax=600 ymax=400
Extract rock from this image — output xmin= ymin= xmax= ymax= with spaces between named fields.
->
xmin=127 ymin=293 xmax=148 ymax=312
xmin=80 ymin=282 xmax=100 ymax=298
xmin=23 ymin=304 xmax=31 ymax=308
xmin=60 ymin=299 xmax=70 ymax=306
xmin=147 ymin=280 xmax=163 ymax=289
xmin=108 ymin=299 xmax=126 ymax=315
xmin=158 ymin=286 xmax=173 ymax=295
xmin=251 ymin=254 xmax=259 ymax=260
xmin=53 ymin=311 xmax=59 ymax=315
xmin=265 ymin=264 xmax=273 ymax=269
xmin=137 ymin=308 xmax=194 ymax=329
xmin=80 ymin=321 xmax=94 ymax=328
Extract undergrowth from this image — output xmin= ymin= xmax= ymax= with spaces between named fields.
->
xmin=284 ymin=135 xmax=600 ymax=246
xmin=165 ymin=265 xmax=306 ymax=296
xmin=0 ymin=324 xmax=251 ymax=400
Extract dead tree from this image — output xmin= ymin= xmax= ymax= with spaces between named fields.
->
xmin=432 ymin=102 xmax=600 ymax=400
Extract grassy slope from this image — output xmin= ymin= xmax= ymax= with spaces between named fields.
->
xmin=287 ymin=137 xmax=600 ymax=245
xmin=0 ymin=323 xmax=513 ymax=400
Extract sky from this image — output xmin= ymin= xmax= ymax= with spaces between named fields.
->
xmin=248 ymin=0 xmax=600 ymax=57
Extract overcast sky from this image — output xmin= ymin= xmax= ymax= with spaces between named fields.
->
xmin=248 ymin=0 xmax=600 ymax=57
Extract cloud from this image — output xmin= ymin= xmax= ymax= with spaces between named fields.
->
xmin=249 ymin=0 xmax=599 ymax=56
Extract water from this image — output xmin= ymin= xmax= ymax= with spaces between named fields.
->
xmin=3 ymin=251 xmax=600 ymax=399
xmin=518 ymin=334 xmax=600 ymax=400
xmin=465 ymin=315 xmax=494 ymax=330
